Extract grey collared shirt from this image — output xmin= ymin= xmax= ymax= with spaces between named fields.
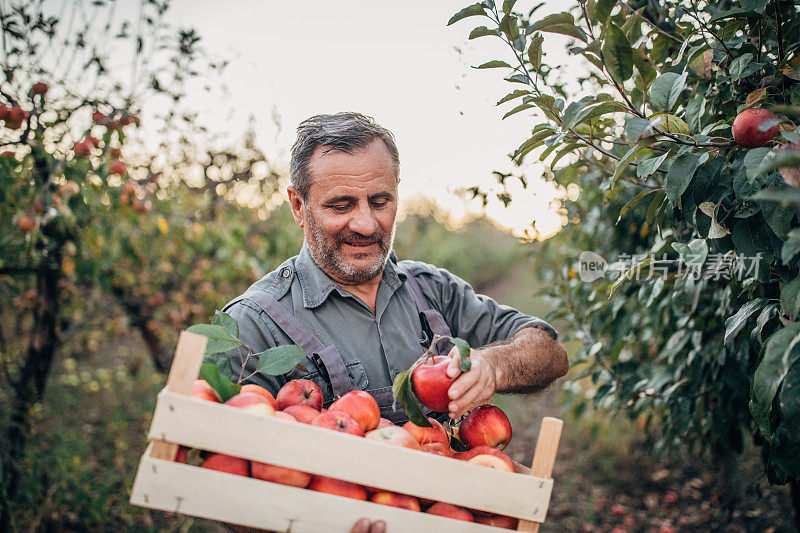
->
xmin=222 ymin=243 xmax=557 ymax=403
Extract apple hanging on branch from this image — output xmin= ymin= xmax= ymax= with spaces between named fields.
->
xmin=186 ymin=311 xmax=310 ymax=402
xmin=391 ymin=334 xmax=471 ymax=427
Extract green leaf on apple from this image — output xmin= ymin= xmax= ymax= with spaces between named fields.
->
xmin=199 ymin=362 xmax=241 ymax=403
xmin=392 ymin=369 xmax=431 ymax=427
xmin=450 ymin=337 xmax=472 ymax=373
xmin=186 ymin=323 xmax=242 ymax=354
xmin=255 ymin=345 xmax=309 ymax=376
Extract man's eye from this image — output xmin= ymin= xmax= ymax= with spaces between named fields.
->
xmin=371 ymin=199 xmax=388 ymax=208
xmin=331 ymin=204 xmax=350 ymax=212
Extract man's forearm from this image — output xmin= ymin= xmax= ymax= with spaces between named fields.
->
xmin=481 ymin=326 xmax=569 ymax=393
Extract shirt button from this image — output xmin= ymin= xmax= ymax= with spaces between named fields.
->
xmin=281 ymin=268 xmax=291 ymax=278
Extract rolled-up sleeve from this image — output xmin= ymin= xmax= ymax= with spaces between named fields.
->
xmin=224 ymin=300 xmax=284 ymax=396
xmin=412 ymin=264 xmax=558 ymax=348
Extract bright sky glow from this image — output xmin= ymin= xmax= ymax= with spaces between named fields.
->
xmin=147 ymin=1 xmax=584 ymax=237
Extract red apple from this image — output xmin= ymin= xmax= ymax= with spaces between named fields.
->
xmin=16 ymin=216 xmax=35 ymax=234
xmin=365 ymin=426 xmax=420 ymax=450
xmin=8 ymin=106 xmax=27 ymax=123
xmin=251 ymin=461 xmax=311 ymax=488
xmin=240 ymin=383 xmax=277 ymax=410
xmin=377 ymin=417 xmax=394 ymax=428
xmin=732 ymin=108 xmax=780 ymax=148
xmin=454 ymin=446 xmax=514 ymax=470
xmin=459 ymin=405 xmax=512 ymax=450
xmin=283 ymin=404 xmax=320 ymax=424
xmin=476 ymin=514 xmax=518 ymax=529
xmin=426 ymin=502 xmax=474 ymax=522
xmin=191 ymin=379 xmax=221 ymax=402
xmin=174 ymin=445 xmax=189 ymax=464
xmin=30 ymin=82 xmax=49 ymax=96
xmin=311 ymin=411 xmax=365 ymax=437
xmin=411 ymin=355 xmax=456 ymax=412
xmin=370 ymin=491 xmax=421 ymax=512
xmin=468 ymin=454 xmax=514 ymax=472
xmin=329 ymin=390 xmax=380 ymax=432
xmin=421 ymin=442 xmax=455 ymax=458
xmin=274 ymin=411 xmax=297 ymax=422
xmin=276 ymin=378 xmax=323 ymax=411
xmin=109 ymin=159 xmax=126 ymax=176
xmin=200 ymin=453 xmax=249 ymax=477
xmin=403 ymin=417 xmax=450 ymax=446
xmin=308 ymin=476 xmax=367 ymax=500
xmin=225 ymin=392 xmax=275 ymax=416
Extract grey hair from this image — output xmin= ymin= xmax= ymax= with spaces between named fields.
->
xmin=289 ymin=112 xmax=400 ymax=199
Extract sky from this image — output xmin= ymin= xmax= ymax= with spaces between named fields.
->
xmin=109 ymin=1 xmax=584 ymax=238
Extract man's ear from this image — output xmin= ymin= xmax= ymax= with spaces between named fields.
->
xmin=287 ymin=186 xmax=305 ymax=228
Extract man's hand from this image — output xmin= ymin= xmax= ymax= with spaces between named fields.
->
xmin=445 ymin=347 xmax=497 ymax=419
xmin=351 ymin=518 xmax=386 ymax=533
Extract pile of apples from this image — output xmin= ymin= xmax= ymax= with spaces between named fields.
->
xmin=181 ymin=378 xmax=518 ymax=528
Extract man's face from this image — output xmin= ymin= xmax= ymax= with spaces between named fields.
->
xmin=289 ymin=138 xmax=398 ymax=285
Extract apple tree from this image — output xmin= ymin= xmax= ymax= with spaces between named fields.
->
xmin=449 ymin=0 xmax=800 ymax=521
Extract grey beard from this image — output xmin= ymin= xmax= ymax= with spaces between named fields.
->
xmin=305 ymin=209 xmax=395 ymax=284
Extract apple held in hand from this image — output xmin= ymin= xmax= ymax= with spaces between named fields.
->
xmin=329 ymin=390 xmax=380 ymax=432
xmin=458 ymin=405 xmax=512 ymax=450
xmin=411 ymin=355 xmax=456 ymax=412
xmin=732 ymin=108 xmax=780 ymax=148
xmin=276 ymin=378 xmax=323 ymax=411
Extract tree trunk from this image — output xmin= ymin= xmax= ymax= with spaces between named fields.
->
xmin=0 ymin=253 xmax=62 ymax=531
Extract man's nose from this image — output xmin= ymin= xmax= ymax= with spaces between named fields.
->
xmin=349 ymin=204 xmax=379 ymax=235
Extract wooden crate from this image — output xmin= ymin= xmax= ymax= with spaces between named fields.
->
xmin=130 ymin=331 xmax=563 ymax=532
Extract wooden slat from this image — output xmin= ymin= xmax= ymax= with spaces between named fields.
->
xmin=517 ymin=417 xmax=563 ymax=532
xmin=149 ymin=331 xmax=206 ymax=461
xmin=131 ymin=453 xmax=508 ymax=532
xmin=146 ymin=390 xmax=553 ymax=522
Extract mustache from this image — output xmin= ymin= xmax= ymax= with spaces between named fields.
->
xmin=336 ymin=232 xmax=386 ymax=247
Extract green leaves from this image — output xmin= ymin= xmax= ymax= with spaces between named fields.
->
xmin=665 ymin=152 xmax=701 ymax=207
xmin=255 ymin=345 xmax=309 ymax=376
xmin=450 ymin=337 xmax=472 ymax=372
xmin=476 ymin=60 xmax=512 ymax=69
xmin=392 ymin=369 xmax=431 ymax=427
xmin=648 ymin=72 xmax=687 ymax=113
xmin=750 ymin=322 xmax=800 ymax=439
xmin=469 ymin=26 xmax=500 ymax=39
xmin=724 ymin=298 xmax=768 ymax=346
xmin=602 ymin=23 xmax=633 ymax=83
xmin=186 ymin=323 xmax=242 ymax=354
xmin=200 ymin=362 xmax=241 ymax=403
xmin=448 ymin=3 xmax=487 ymax=26
xmin=531 ymin=12 xmax=588 ymax=42
xmin=527 ymin=34 xmax=544 ymax=72
xmin=729 ymin=53 xmax=765 ymax=81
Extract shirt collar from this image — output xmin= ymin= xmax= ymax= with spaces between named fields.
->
xmin=295 ymin=242 xmax=405 ymax=309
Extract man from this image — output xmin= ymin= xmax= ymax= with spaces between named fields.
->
xmin=222 ymin=112 xmax=568 ymax=532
